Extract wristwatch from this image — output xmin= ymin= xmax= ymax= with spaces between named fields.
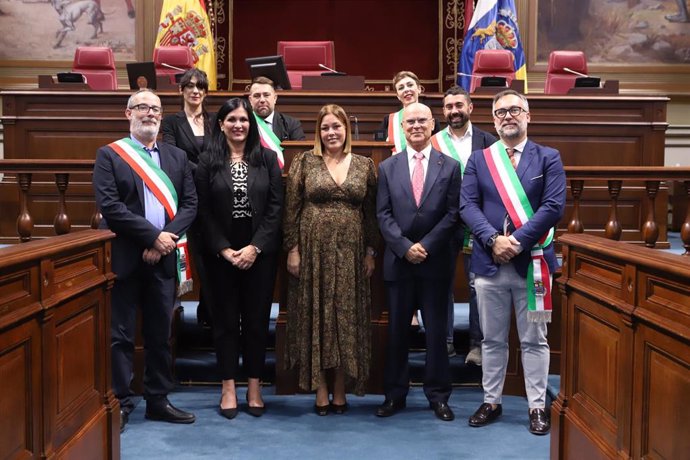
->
xmin=252 ymin=245 xmax=262 ymax=254
xmin=486 ymin=232 xmax=501 ymax=248
xmin=366 ymin=247 xmax=378 ymax=257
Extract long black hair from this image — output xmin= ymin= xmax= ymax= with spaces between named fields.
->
xmin=206 ymin=97 xmax=262 ymax=172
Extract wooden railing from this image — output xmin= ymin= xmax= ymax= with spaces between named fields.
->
xmin=563 ymin=167 xmax=690 ymax=253
xmin=0 ymin=159 xmax=101 ymax=241
xmin=1 ymin=159 xmax=689 ymax=253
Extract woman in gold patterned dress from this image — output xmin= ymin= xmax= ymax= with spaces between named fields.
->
xmin=283 ymin=104 xmax=379 ymax=415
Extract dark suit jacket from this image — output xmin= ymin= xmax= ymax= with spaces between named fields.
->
xmin=376 ymin=147 xmax=462 ymax=281
xmin=194 ymin=147 xmax=284 ymax=256
xmin=93 ymin=141 xmax=198 ymax=280
xmin=271 ymin=111 xmax=306 ymax=141
xmin=161 ymin=110 xmax=213 ymax=167
xmin=460 ymin=139 xmax=566 ymax=278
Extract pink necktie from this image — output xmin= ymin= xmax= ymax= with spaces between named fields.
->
xmin=507 ymin=148 xmax=517 ymax=170
xmin=412 ymin=152 xmax=424 ymax=206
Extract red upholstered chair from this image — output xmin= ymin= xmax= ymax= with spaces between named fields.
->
xmin=72 ymin=46 xmax=117 ymax=90
xmin=544 ymin=50 xmax=588 ymax=95
xmin=277 ymin=41 xmax=335 ymax=90
xmin=153 ymin=46 xmax=194 ymax=84
xmin=469 ymin=49 xmax=515 ymax=93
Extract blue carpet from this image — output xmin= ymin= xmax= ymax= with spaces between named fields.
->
xmin=121 ymin=386 xmax=549 ymax=460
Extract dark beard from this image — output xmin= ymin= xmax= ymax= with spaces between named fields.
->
xmin=448 ymin=113 xmax=468 ymax=130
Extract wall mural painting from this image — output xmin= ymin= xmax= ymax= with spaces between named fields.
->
xmin=537 ymin=0 xmax=690 ymax=64
xmin=0 ymin=0 xmax=136 ymax=60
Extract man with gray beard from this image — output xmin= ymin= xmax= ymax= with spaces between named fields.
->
xmin=93 ymin=89 xmax=197 ymax=432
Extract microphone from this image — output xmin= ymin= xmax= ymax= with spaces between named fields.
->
xmin=319 ymin=63 xmax=338 ymax=73
xmin=457 ymin=72 xmax=481 ymax=80
xmin=161 ymin=62 xmax=186 ymax=72
xmin=349 ymin=115 xmax=359 ymax=140
xmin=562 ymin=67 xmax=589 ymax=78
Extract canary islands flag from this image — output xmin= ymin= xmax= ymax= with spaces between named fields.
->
xmin=458 ymin=0 xmax=527 ymax=93
xmin=155 ymin=0 xmax=217 ymax=89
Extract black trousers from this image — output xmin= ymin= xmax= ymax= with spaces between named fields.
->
xmin=384 ymin=277 xmax=452 ymax=403
xmin=208 ymin=253 xmax=276 ymax=380
xmin=111 ymin=262 xmax=175 ymax=413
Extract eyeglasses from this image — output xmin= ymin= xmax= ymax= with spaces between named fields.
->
xmin=129 ymin=104 xmax=162 ymax=115
xmin=404 ymin=118 xmax=430 ymax=127
xmin=493 ymin=106 xmax=527 ymax=119
xmin=183 ymin=82 xmax=206 ymax=91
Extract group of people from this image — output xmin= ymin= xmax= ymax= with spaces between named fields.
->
xmin=93 ymin=68 xmax=565 ymax=438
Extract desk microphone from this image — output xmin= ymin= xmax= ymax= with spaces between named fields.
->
xmin=349 ymin=115 xmax=359 ymax=140
xmin=562 ymin=67 xmax=589 ymax=78
xmin=161 ymin=62 xmax=187 ymax=72
xmin=319 ymin=63 xmax=338 ymax=73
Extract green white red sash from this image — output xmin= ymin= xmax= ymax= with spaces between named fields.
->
xmin=431 ymin=128 xmax=473 ymax=252
xmin=483 ymin=142 xmax=554 ymax=322
xmin=254 ymin=113 xmax=285 ymax=169
xmin=108 ymin=138 xmax=192 ymax=296
xmin=387 ymin=109 xmax=406 ymax=154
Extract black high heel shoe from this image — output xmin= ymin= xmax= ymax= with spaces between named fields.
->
xmin=246 ymin=393 xmax=265 ymax=417
xmin=330 ymin=401 xmax=349 ymax=414
xmin=314 ymin=403 xmax=330 ymax=416
xmin=219 ymin=395 xmax=238 ymax=420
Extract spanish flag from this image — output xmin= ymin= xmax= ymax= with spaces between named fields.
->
xmin=155 ymin=0 xmax=217 ymax=89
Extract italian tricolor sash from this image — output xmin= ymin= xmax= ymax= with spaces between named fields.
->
xmin=431 ymin=128 xmax=473 ymax=252
xmin=254 ymin=114 xmax=285 ymax=169
xmin=387 ymin=109 xmax=406 ymax=154
xmin=109 ymin=138 xmax=193 ymax=296
xmin=483 ymin=142 xmax=554 ymax=322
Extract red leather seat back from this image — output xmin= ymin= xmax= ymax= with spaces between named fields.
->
xmin=153 ymin=46 xmax=195 ymax=83
xmin=544 ymin=51 xmax=588 ymax=95
xmin=72 ymin=46 xmax=117 ymax=91
xmin=470 ymin=49 xmax=515 ymax=93
xmin=277 ymin=41 xmax=335 ymax=90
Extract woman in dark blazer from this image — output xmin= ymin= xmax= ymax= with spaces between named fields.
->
xmin=161 ymin=68 xmax=212 ymax=167
xmin=161 ymin=68 xmax=214 ymax=326
xmin=195 ymin=98 xmax=283 ymax=419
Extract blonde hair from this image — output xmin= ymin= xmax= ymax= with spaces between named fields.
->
xmin=313 ymin=104 xmax=352 ymax=156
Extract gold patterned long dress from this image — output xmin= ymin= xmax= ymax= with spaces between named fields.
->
xmin=283 ymin=150 xmax=379 ymax=395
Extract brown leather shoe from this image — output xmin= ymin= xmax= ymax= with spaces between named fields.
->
xmin=468 ymin=403 xmax=502 ymax=427
xmin=528 ymin=408 xmax=550 ymax=435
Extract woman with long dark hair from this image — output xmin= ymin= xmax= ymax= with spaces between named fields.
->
xmin=195 ymin=98 xmax=283 ymax=419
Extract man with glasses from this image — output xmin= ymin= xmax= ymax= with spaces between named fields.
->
xmin=93 ymin=89 xmax=198 ymax=432
xmin=460 ymin=90 xmax=566 ymax=435
xmin=376 ymin=102 xmax=462 ymax=421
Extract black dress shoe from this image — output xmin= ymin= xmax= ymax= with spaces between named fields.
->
xmin=528 ymin=408 xmax=550 ymax=435
xmin=330 ymin=402 xmax=349 ymax=414
xmin=119 ymin=409 xmax=128 ymax=433
xmin=145 ymin=398 xmax=196 ymax=424
xmin=429 ymin=402 xmax=455 ymax=421
xmin=468 ymin=403 xmax=502 ymax=427
xmin=314 ymin=404 xmax=329 ymax=416
xmin=375 ymin=399 xmax=406 ymax=417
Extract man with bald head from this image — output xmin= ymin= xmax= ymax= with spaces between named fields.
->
xmin=376 ymin=102 xmax=462 ymax=421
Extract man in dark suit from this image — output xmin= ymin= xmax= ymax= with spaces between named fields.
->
xmin=460 ymin=90 xmax=566 ymax=435
xmin=432 ymin=85 xmax=496 ymax=362
xmin=93 ymin=89 xmax=198 ymax=432
xmin=248 ymin=76 xmax=306 ymax=141
xmin=376 ymin=102 xmax=462 ymax=421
